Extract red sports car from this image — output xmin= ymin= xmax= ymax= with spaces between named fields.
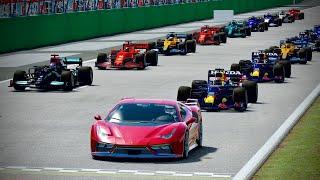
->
xmin=90 ymin=98 xmax=203 ymax=159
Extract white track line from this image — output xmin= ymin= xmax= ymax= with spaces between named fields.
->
xmin=233 ymin=83 xmax=320 ymax=180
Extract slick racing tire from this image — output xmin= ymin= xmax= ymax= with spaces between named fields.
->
xmin=213 ymin=35 xmax=221 ymax=45
xmin=230 ymin=63 xmax=240 ymax=71
xmin=61 ymin=71 xmax=74 ymax=91
xmin=273 ymin=63 xmax=285 ymax=83
xmin=186 ymin=40 xmax=196 ymax=53
xmin=258 ymin=24 xmax=264 ymax=32
xmin=136 ymin=54 xmax=147 ymax=70
xmin=278 ymin=60 xmax=291 ymax=78
xmin=220 ymin=32 xmax=227 ymax=43
xmin=299 ymin=13 xmax=304 ymax=20
xmin=264 ymin=22 xmax=269 ymax=31
xmin=298 ymin=48 xmax=308 ymax=64
xmin=13 ymin=70 xmax=27 ymax=91
xmin=148 ymin=42 xmax=156 ymax=49
xmin=191 ymin=80 xmax=207 ymax=89
xmin=96 ymin=53 xmax=108 ymax=64
xmin=146 ymin=50 xmax=158 ymax=66
xmin=306 ymin=47 xmax=312 ymax=61
xmin=78 ymin=66 xmax=93 ymax=85
xmin=177 ymin=86 xmax=191 ymax=102
xmin=245 ymin=27 xmax=251 ymax=36
xmin=242 ymin=80 xmax=258 ymax=103
xmin=233 ymin=87 xmax=247 ymax=112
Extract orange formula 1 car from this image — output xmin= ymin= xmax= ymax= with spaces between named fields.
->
xmin=95 ymin=42 xmax=158 ymax=70
xmin=192 ymin=25 xmax=227 ymax=45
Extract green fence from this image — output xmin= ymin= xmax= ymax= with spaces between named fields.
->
xmin=0 ymin=0 xmax=301 ymax=54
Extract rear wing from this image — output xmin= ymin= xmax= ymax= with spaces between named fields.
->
xmin=166 ymin=33 xmax=193 ymax=40
xmin=62 ymin=57 xmax=83 ymax=66
xmin=122 ymin=41 xmax=153 ymax=50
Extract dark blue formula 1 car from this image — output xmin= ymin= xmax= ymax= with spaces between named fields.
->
xmin=230 ymin=51 xmax=291 ymax=83
xmin=225 ymin=20 xmax=251 ymax=38
xmin=154 ymin=33 xmax=196 ymax=55
xmin=10 ymin=54 xmax=93 ymax=91
xmin=282 ymin=32 xmax=318 ymax=52
xmin=247 ymin=16 xmax=268 ymax=32
xmin=177 ymin=69 xmax=258 ymax=112
xmin=264 ymin=13 xmax=282 ymax=27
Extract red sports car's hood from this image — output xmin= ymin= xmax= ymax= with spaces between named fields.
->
xmin=104 ymin=122 xmax=180 ymax=145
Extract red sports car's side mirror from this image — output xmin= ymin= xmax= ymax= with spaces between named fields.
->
xmin=94 ymin=114 xmax=102 ymax=120
xmin=186 ymin=117 xmax=196 ymax=125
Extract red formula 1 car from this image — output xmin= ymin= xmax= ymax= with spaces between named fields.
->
xmin=91 ymin=98 xmax=203 ymax=159
xmin=288 ymin=9 xmax=304 ymax=20
xmin=193 ymin=25 xmax=227 ymax=45
xmin=95 ymin=42 xmax=158 ymax=70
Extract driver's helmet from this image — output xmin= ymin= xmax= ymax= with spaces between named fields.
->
xmin=49 ymin=62 xmax=57 ymax=70
xmin=168 ymin=33 xmax=175 ymax=38
xmin=203 ymin=29 xmax=208 ymax=33
xmin=231 ymin=21 xmax=237 ymax=25
xmin=124 ymin=47 xmax=130 ymax=52
xmin=168 ymin=37 xmax=174 ymax=41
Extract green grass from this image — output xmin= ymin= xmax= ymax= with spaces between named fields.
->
xmin=253 ymin=97 xmax=320 ymax=180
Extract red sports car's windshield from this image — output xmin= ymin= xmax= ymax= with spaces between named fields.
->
xmin=106 ymin=103 xmax=178 ymax=126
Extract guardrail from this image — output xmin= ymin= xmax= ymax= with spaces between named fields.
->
xmin=0 ymin=0 xmax=302 ymax=54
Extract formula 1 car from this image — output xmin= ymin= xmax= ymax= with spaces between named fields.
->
xmin=247 ymin=16 xmax=269 ymax=32
xmin=96 ymin=42 xmax=158 ymax=70
xmin=231 ymin=51 xmax=290 ymax=83
xmin=314 ymin=25 xmax=320 ymax=39
xmin=192 ymin=25 xmax=227 ymax=45
xmin=177 ymin=69 xmax=258 ymax=112
xmin=278 ymin=11 xmax=295 ymax=23
xmin=288 ymin=8 xmax=304 ymax=20
xmin=286 ymin=31 xmax=320 ymax=52
xmin=9 ymin=54 xmax=93 ymax=91
xmin=225 ymin=20 xmax=251 ymax=38
xmin=91 ymin=98 xmax=202 ymax=159
xmin=155 ymin=33 xmax=196 ymax=55
xmin=264 ymin=13 xmax=282 ymax=27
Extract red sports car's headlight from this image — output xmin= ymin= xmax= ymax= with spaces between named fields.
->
xmin=97 ymin=126 xmax=111 ymax=142
xmin=159 ymin=128 xmax=176 ymax=139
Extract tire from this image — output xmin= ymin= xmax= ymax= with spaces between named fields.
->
xmin=213 ymin=35 xmax=221 ymax=45
xmin=135 ymin=54 xmax=146 ymax=70
xmin=246 ymin=27 xmax=251 ymax=36
xmin=240 ymin=28 xmax=246 ymax=38
xmin=177 ymin=86 xmax=191 ymax=101
xmin=239 ymin=60 xmax=251 ymax=65
xmin=13 ymin=70 xmax=27 ymax=91
xmin=264 ymin=22 xmax=269 ymax=31
xmin=306 ymin=47 xmax=312 ymax=61
xmin=242 ymin=80 xmax=258 ymax=103
xmin=186 ymin=40 xmax=196 ymax=53
xmin=220 ymin=32 xmax=227 ymax=43
xmin=298 ymin=48 xmax=307 ymax=63
xmin=232 ymin=87 xmax=247 ymax=112
xmin=278 ymin=60 xmax=291 ymax=78
xmin=145 ymin=50 xmax=158 ymax=66
xmin=183 ymin=131 xmax=189 ymax=159
xmin=258 ymin=24 xmax=264 ymax=32
xmin=78 ymin=66 xmax=93 ymax=85
xmin=96 ymin=53 xmax=108 ymax=64
xmin=61 ymin=71 xmax=74 ymax=91
xmin=230 ymin=63 xmax=240 ymax=71
xmin=299 ymin=13 xmax=304 ymax=20
xmin=191 ymin=80 xmax=207 ymax=89
xmin=273 ymin=63 xmax=285 ymax=83
xmin=148 ymin=42 xmax=156 ymax=49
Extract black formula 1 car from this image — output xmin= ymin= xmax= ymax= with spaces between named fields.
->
xmin=10 ymin=54 xmax=93 ymax=91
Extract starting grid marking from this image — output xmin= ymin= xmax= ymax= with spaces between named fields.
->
xmin=0 ymin=166 xmax=233 ymax=178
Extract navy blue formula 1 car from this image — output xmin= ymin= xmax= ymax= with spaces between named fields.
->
xmin=177 ymin=69 xmax=258 ymax=112
xmin=9 ymin=54 xmax=93 ymax=91
xmin=154 ymin=33 xmax=196 ymax=55
xmin=230 ymin=51 xmax=291 ymax=83
xmin=247 ymin=16 xmax=269 ymax=32
xmin=264 ymin=13 xmax=282 ymax=27
xmin=284 ymin=31 xmax=320 ymax=52
xmin=225 ymin=20 xmax=251 ymax=38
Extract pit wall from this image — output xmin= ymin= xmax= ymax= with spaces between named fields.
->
xmin=0 ymin=0 xmax=302 ymax=54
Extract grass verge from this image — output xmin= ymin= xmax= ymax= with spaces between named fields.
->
xmin=253 ymin=96 xmax=320 ymax=179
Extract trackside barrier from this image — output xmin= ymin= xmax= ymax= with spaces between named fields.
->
xmin=0 ymin=0 xmax=303 ymax=54
xmin=233 ymin=83 xmax=320 ymax=180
